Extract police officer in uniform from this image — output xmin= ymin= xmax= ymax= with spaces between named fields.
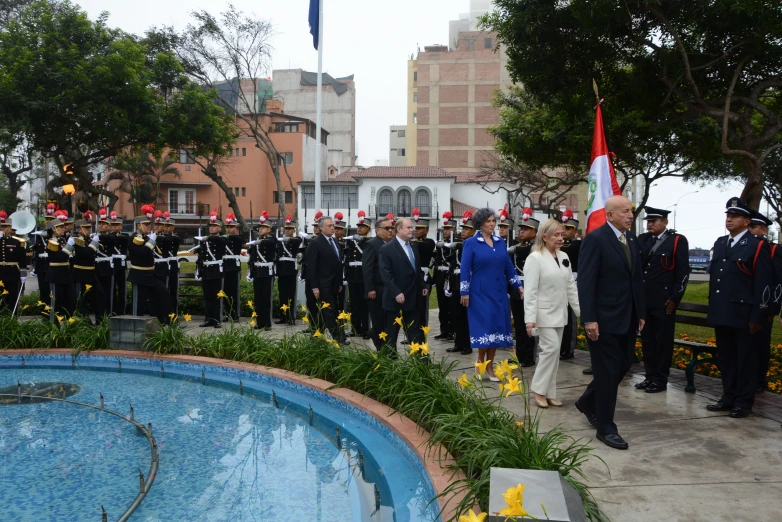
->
xmin=71 ymin=212 xmax=108 ymax=321
xmin=559 ymin=209 xmax=582 ymax=360
xmin=223 ymin=213 xmax=244 ymax=322
xmin=109 ymin=211 xmax=129 ymax=315
xmin=247 ymin=212 xmax=277 ymax=329
xmin=275 ymin=214 xmax=303 ymax=325
xmin=446 ymin=211 xmax=474 ymax=355
xmin=46 ymin=211 xmax=76 ymax=320
xmin=31 ymin=203 xmax=58 ymax=309
xmin=343 ymin=211 xmax=370 ymax=336
xmin=301 ymin=210 xmax=323 ymax=328
xmin=127 ymin=211 xmax=172 ymax=325
xmin=0 ymin=211 xmax=27 ymax=312
xmin=194 ymin=211 xmax=228 ymax=328
xmin=636 ymin=206 xmax=690 ymax=393
xmin=96 ymin=209 xmax=116 ymax=314
xmin=706 ymin=198 xmax=771 ymax=418
xmin=163 ymin=213 xmax=181 ymax=314
xmin=508 ymin=208 xmax=538 ymax=367
xmin=412 ymin=208 xmax=436 ymax=329
xmin=433 ymin=212 xmax=455 ymax=340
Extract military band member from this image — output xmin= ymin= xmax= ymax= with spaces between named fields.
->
xmin=96 ymin=209 xmax=116 ymax=314
xmin=636 ymin=207 xmax=690 ymax=393
xmin=559 ymin=209 xmax=582 ymax=360
xmin=412 ymin=208 xmax=436 ymax=329
xmin=194 ymin=211 xmax=228 ymax=328
xmin=46 ymin=211 xmax=76 ymax=320
xmin=302 ymin=210 xmax=323 ymax=327
xmin=223 ymin=213 xmax=244 ymax=322
xmin=247 ymin=212 xmax=277 ymax=329
xmin=497 ymin=207 xmax=512 ymax=242
xmin=31 ymin=203 xmax=58 ymax=309
xmin=71 ymin=211 xmax=108 ymax=321
xmin=433 ymin=212 xmax=455 ymax=340
xmin=0 ymin=211 xmax=27 ymax=312
xmin=345 ymin=210 xmax=371 ymax=337
xmin=706 ymin=198 xmax=772 ymax=418
xmin=163 ymin=213 xmax=181 ymax=314
xmin=446 ymin=211 xmax=473 ymax=355
xmin=275 ymin=214 xmax=302 ymax=325
xmin=109 ymin=211 xmax=129 ymax=315
xmin=748 ymin=210 xmax=778 ymax=393
xmin=508 ymin=208 xmax=538 ymax=367
xmin=127 ymin=211 xmax=172 ymax=325
xmin=152 ymin=210 xmax=171 ymax=288
xmin=334 ymin=212 xmax=348 ymax=315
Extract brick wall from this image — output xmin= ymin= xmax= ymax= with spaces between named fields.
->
xmin=440 ymin=85 xmax=469 ymax=104
xmin=440 ymin=128 xmax=469 ymax=147
xmin=440 ymin=106 xmax=469 ymax=125
xmin=439 ymin=149 xmax=468 ymax=168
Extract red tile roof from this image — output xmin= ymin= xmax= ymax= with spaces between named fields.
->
xmin=452 ymin=199 xmax=478 ymax=216
xmin=331 ymin=172 xmax=358 ymax=182
xmin=351 ymin=166 xmax=455 ymax=179
xmin=453 ymin=171 xmax=505 ymax=183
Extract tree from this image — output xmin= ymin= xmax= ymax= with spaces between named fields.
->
xmin=106 ymin=151 xmax=180 ymax=216
xmin=0 ymin=129 xmax=33 ymax=211
xmin=483 ymin=0 xmax=782 ymax=209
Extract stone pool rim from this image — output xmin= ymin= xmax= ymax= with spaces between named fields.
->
xmin=0 ymin=349 xmax=467 ymax=521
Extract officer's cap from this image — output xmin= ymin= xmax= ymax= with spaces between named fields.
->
xmin=749 ymin=209 xmax=773 ymax=227
xmin=644 ymin=206 xmax=671 ymax=220
xmin=725 ymin=198 xmax=752 ymax=217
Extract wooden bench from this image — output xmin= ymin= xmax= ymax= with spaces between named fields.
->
xmin=671 ymin=302 xmax=717 ymax=393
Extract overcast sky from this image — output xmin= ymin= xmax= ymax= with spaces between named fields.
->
xmin=74 ymin=0 xmax=763 ymax=248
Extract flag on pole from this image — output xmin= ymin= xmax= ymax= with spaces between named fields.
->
xmin=585 ymin=104 xmax=621 ymax=234
xmin=308 ymin=0 xmax=320 ymax=50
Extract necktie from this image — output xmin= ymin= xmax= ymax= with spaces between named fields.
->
xmin=329 ymin=237 xmax=340 ymax=259
xmin=405 ymin=242 xmax=415 ymax=269
xmin=619 ymin=233 xmax=632 ymax=267
xmin=728 ymin=238 xmax=734 ymax=248
xmin=653 ymin=236 xmax=659 ymax=244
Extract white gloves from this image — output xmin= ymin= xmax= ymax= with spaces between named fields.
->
xmin=443 ymin=242 xmax=456 ymax=249
xmin=299 ymin=232 xmax=312 ymax=240
xmin=31 ymin=230 xmax=46 ymax=236
xmin=148 ymin=232 xmax=157 ymax=241
xmin=246 ymin=273 xmax=254 ymax=283
xmin=90 ymin=233 xmax=98 ymax=240
xmin=29 ymin=269 xmax=37 ymax=277
xmin=66 ymin=237 xmax=76 ymax=246
xmin=507 ymin=244 xmax=518 ymax=253
xmin=280 ymin=237 xmax=291 ymax=243
xmin=246 ymin=239 xmax=261 ymax=246
xmin=90 ymin=237 xmax=100 ymax=249
xmin=436 ymin=241 xmax=444 ymax=247
xmin=0 ymin=230 xmax=4 ymax=238
xmin=194 ymin=236 xmax=206 ymax=241
xmin=350 ymin=234 xmax=362 ymax=241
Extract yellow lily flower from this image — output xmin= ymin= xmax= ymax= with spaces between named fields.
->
xmin=378 ymin=331 xmax=388 ymax=341
xmin=516 ymin=421 xmax=524 ymax=428
xmin=300 ymin=304 xmax=307 ymax=312
xmin=183 ymin=314 xmax=192 ymax=322
xmin=168 ymin=313 xmax=177 ymax=321
xmin=55 ymin=314 xmax=64 ymax=323
xmin=458 ymin=509 xmax=487 ymax=522
xmin=44 ymin=305 xmax=51 ymax=312
xmin=37 ymin=300 xmax=45 ymax=306
xmin=394 ymin=316 xmax=403 ymax=327
xmin=280 ymin=303 xmax=290 ymax=313
xmin=502 ymin=376 xmax=522 ymax=398
xmin=337 ymin=311 xmax=351 ymax=321
xmin=1 ymin=289 xmax=8 ymax=296
xmin=302 ymin=315 xmax=309 ymax=324
xmin=495 ymin=359 xmax=518 ymax=382
xmin=320 ymin=301 xmax=330 ymax=309
xmin=419 ymin=342 xmax=429 ymax=356
xmin=68 ymin=317 xmax=76 ymax=324
xmin=498 ymin=484 xmax=529 ymax=518
xmin=474 ymin=360 xmax=490 ymax=376
xmin=84 ymin=284 xmax=92 ymax=292
xmin=252 ymin=311 xmax=258 ymax=318
xmin=250 ymin=319 xmax=256 ymax=327
xmin=217 ymin=290 xmax=227 ymax=298
xmin=0 ymin=281 xmax=4 ymax=287
xmin=313 ymin=329 xmax=324 ymax=338
xmin=21 ymin=304 xmax=29 ymax=310
xmin=457 ymin=373 xmax=471 ymax=389
xmin=421 ymin=325 xmax=430 ymax=336
xmin=409 ymin=342 xmax=421 ymax=355
xmin=373 ymin=364 xmax=380 ymax=371
xmin=247 ymin=300 xmax=253 ymax=308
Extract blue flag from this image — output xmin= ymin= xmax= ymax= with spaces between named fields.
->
xmin=308 ymin=0 xmax=319 ymax=50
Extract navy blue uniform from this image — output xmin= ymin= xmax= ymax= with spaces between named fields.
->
xmin=127 ymin=234 xmax=172 ymax=324
xmin=276 ymin=236 xmax=302 ymax=325
xmin=223 ymin=234 xmax=245 ymax=321
xmin=432 ymin=240 xmax=453 ymax=338
xmin=509 ymin=239 xmax=535 ymax=364
xmin=248 ymin=236 xmax=277 ymax=328
xmin=559 ymin=238 xmax=581 ymax=358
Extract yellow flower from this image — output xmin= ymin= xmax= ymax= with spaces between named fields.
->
xmin=502 ymin=376 xmax=522 ymax=398
xmin=251 ymin=311 xmax=257 ymax=318
xmin=21 ymin=304 xmax=29 ymax=310
xmin=475 ymin=360 xmax=490 ymax=376
xmin=516 ymin=421 xmax=524 ymax=428
xmin=458 ymin=509 xmax=487 ymax=522
xmin=37 ymin=300 xmax=45 ymax=307
xmin=320 ymin=301 xmax=330 ymax=309
xmin=1 ymin=289 xmax=8 ymax=296
xmin=183 ymin=314 xmax=192 ymax=322
xmin=394 ymin=316 xmax=403 ymax=327
xmin=421 ymin=325 xmax=430 ymax=336
xmin=498 ymin=483 xmax=529 ymax=518
xmin=378 ymin=331 xmax=388 ymax=341
xmin=250 ymin=319 xmax=256 ymax=327
xmin=409 ymin=342 xmax=421 ymax=355
xmin=313 ymin=329 xmax=324 ymax=338
xmin=280 ymin=303 xmax=290 ymax=313
xmin=68 ymin=317 xmax=75 ymax=324
xmin=300 ymin=304 xmax=307 ymax=312
xmin=302 ymin=315 xmax=309 ymax=324
xmin=44 ymin=305 xmax=51 ymax=312
xmin=247 ymin=300 xmax=253 ymax=308
xmin=373 ymin=364 xmax=380 ymax=371
xmin=0 ymin=281 xmax=4 ymax=287
xmin=84 ymin=284 xmax=92 ymax=292
xmin=495 ymin=359 xmax=518 ymax=382
xmin=419 ymin=342 xmax=429 ymax=356
xmin=168 ymin=313 xmax=177 ymax=321
xmin=337 ymin=311 xmax=351 ymax=321
xmin=217 ymin=290 xmax=227 ymax=298
xmin=457 ymin=373 xmax=471 ymax=389
xmin=56 ymin=314 xmax=64 ymax=323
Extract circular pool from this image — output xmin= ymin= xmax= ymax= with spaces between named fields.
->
xmin=0 ymin=354 xmax=441 ymax=521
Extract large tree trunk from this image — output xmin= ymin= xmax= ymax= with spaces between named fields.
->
xmin=739 ymin=157 xmax=764 ymax=210
xmin=200 ymin=165 xmax=247 ymax=232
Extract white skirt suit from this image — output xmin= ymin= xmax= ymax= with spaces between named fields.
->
xmin=523 ymin=249 xmax=581 ymax=398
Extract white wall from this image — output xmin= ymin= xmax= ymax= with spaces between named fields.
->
xmin=300 ymin=133 xmax=328 ymax=183
xmin=389 ymin=126 xmax=407 ymax=167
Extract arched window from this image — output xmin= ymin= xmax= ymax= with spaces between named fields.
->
xmin=397 ymin=188 xmax=412 ymax=216
xmin=378 ymin=188 xmax=394 ymax=215
xmin=414 ymin=189 xmax=431 ymax=217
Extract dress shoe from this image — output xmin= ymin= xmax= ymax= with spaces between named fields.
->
xmin=560 ymin=353 xmax=574 ymax=360
xmin=362 ymin=333 xmax=371 ymax=340
xmin=706 ymin=401 xmax=734 ymax=412
xmin=213 ymin=322 xmax=222 ymax=329
xmin=460 ymin=348 xmax=473 ymax=355
xmin=534 ymin=396 xmax=548 ymax=408
xmin=198 ymin=320 xmax=214 ymax=328
xmin=645 ymin=383 xmax=667 ymax=394
xmin=634 ymin=379 xmax=651 ymax=390
xmin=488 ymin=375 xmax=500 ymax=383
xmin=575 ymin=400 xmax=597 ymax=428
xmin=521 ymin=361 xmax=535 ymax=368
xmin=756 ymin=385 xmax=766 ymax=394
xmin=597 ymin=432 xmax=629 ymax=450
xmin=445 ymin=346 xmax=461 ymax=353
xmin=582 ymin=367 xmax=593 ymax=375
xmin=434 ymin=333 xmax=450 ymax=340
xmin=729 ymin=407 xmax=752 ymax=418
xmin=547 ymin=398 xmax=563 ymax=407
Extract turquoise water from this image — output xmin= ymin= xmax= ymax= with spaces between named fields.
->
xmin=0 ymin=357 xmax=440 ymax=521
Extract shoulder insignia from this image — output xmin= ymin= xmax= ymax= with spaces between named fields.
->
xmin=133 ymin=235 xmax=145 ymax=246
xmin=75 ymin=237 xmax=85 ymax=248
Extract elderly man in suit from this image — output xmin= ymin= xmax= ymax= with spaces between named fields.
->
xmin=575 ymin=196 xmax=646 ymax=450
xmin=378 ymin=218 xmax=428 ymax=355
xmin=363 ymin=216 xmax=394 ymax=350
xmin=305 ymin=216 xmax=347 ymax=343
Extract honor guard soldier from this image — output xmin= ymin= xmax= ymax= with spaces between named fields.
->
xmin=109 ymin=211 xmax=129 ymax=315
xmin=497 ymin=207 xmax=512 ymax=242
xmin=344 ymin=210 xmax=371 ymax=337
xmin=31 ymin=203 xmax=58 ymax=309
xmin=0 ymin=211 xmax=27 ymax=312
xmin=71 ymin=211 xmax=108 ymax=321
xmin=412 ymin=208 xmax=436 ymax=329
xmin=508 ymin=208 xmax=539 ymax=367
xmin=96 ymin=209 xmax=116 ymax=314
xmin=275 ymin=214 xmax=302 ymax=325
xmin=127 ymin=210 xmax=172 ymax=325
xmin=302 ymin=210 xmax=323 ymax=327
xmin=559 ymin=209 xmax=582 ymax=360
xmin=162 ymin=213 xmax=181 ymax=314
xmin=247 ymin=211 xmax=277 ymax=329
xmin=152 ymin=210 xmax=171 ymax=288
xmin=223 ymin=213 xmax=244 ymax=322
xmin=636 ymin=206 xmax=690 ymax=393
xmin=194 ymin=211 xmax=228 ymax=328
xmin=446 ymin=211 xmax=474 ymax=355
xmin=333 ymin=212 xmax=348 ymax=314
xmin=706 ymin=198 xmax=772 ymax=418
xmin=748 ymin=209 xmax=778 ymax=393
xmin=46 ymin=211 xmax=76 ymax=320
xmin=433 ymin=212 xmax=455 ymax=340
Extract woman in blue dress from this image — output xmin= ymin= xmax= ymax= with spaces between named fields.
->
xmin=460 ymin=208 xmax=524 ymax=381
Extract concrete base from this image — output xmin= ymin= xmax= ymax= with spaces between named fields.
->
xmin=489 ymin=468 xmax=587 ymax=522
xmin=109 ymin=315 xmax=159 ymax=351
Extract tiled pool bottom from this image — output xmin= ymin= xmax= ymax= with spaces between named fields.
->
xmin=0 ymin=355 xmax=440 ymax=522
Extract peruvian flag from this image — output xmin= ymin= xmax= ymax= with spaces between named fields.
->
xmin=585 ymin=104 xmax=621 ymax=234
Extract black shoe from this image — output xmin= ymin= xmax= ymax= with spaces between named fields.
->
xmin=560 ymin=353 xmax=574 ymax=360
xmin=597 ymin=432 xmax=629 ymax=450
xmin=213 ymin=322 xmax=222 ymax=329
xmin=645 ymin=382 xmax=667 ymax=393
xmin=362 ymin=334 xmax=371 ymax=340
xmin=460 ymin=348 xmax=473 ymax=355
xmin=401 ymin=339 xmax=410 ymax=345
xmin=575 ymin=400 xmax=598 ymax=428
xmin=445 ymin=334 xmax=455 ymax=341
xmin=635 ymin=379 xmax=651 ymax=390
xmin=434 ymin=333 xmax=450 ymax=340
xmin=756 ymin=384 xmax=767 ymax=394
xmin=445 ymin=346 xmax=460 ymax=353
xmin=729 ymin=407 xmax=752 ymax=418
xmin=582 ymin=367 xmax=593 ymax=375
xmin=521 ymin=361 xmax=535 ymax=368
xmin=198 ymin=320 xmax=214 ymax=328
xmin=706 ymin=401 xmax=734 ymax=412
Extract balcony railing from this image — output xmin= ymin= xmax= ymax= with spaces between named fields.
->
xmin=166 ymin=203 xmax=197 ymax=216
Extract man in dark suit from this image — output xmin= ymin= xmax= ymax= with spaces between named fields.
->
xmin=379 ymin=218 xmax=428 ymax=355
xmin=305 ymin=216 xmax=346 ymax=342
xmin=363 ymin=216 xmax=393 ymax=349
xmin=576 ymin=196 xmax=646 ymax=450
xmin=706 ymin=199 xmax=772 ymax=418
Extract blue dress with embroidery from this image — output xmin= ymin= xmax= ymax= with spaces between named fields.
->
xmin=460 ymin=234 xmax=522 ymax=348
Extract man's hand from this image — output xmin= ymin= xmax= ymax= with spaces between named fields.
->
xmin=66 ymin=237 xmax=76 ymax=246
xmin=338 ymin=286 xmax=342 ymax=293
xmin=395 ymin=293 xmax=405 ymax=304
xmin=368 ymin=290 xmax=377 ymax=300
xmin=665 ymin=300 xmax=677 ymax=315
xmin=460 ymin=295 xmax=469 ymax=307
xmin=526 ymin=322 xmax=537 ymax=337
xmin=148 ymin=232 xmax=156 ymax=241
xmin=638 ymin=319 xmax=645 ymax=333
xmin=312 ymin=288 xmax=320 ymax=299
xmin=422 ymin=288 xmax=429 ymax=297
xmin=749 ymin=322 xmax=762 ymax=334
xmin=518 ymin=287 xmax=524 ymax=299
xmin=585 ymin=322 xmax=599 ymax=341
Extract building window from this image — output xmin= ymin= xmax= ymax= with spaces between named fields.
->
xmin=274 ymin=191 xmax=293 ymax=204
xmin=397 ymin=188 xmax=412 ymax=216
xmin=484 ymin=37 xmax=493 ymax=49
xmin=398 ymin=129 xmax=405 ymax=138
xmin=234 ymin=187 xmax=240 ymax=197
xmin=179 ymin=148 xmax=195 ymax=164
xmin=279 ymin=152 xmax=294 ymax=166
xmin=322 ymin=185 xmax=357 ymax=208
xmin=415 ymin=189 xmax=431 ymax=217
xmin=413 ymin=92 xmax=418 ymax=103
xmin=377 ymin=188 xmax=393 ymax=215
xmin=398 ymin=149 xmax=406 ymax=157
xmin=302 ymin=185 xmax=315 ymax=209
xmin=185 ymin=165 xmax=191 ymax=171
xmin=413 ymin=71 xmax=418 ymax=82
xmin=274 ymin=122 xmax=299 ymax=133
xmin=169 ymin=189 xmax=195 ymax=215
xmin=242 ymin=187 xmax=246 ymax=197
xmin=413 ymin=113 xmax=418 ymax=124
xmin=242 ymin=148 xmax=247 ymax=156
xmin=235 ymin=148 xmax=240 ymax=156
xmin=466 ymin=39 xmax=474 ymax=51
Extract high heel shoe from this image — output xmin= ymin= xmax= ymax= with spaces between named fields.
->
xmin=546 ymin=398 xmax=563 ymax=407
xmin=534 ymin=395 xmax=548 ymax=408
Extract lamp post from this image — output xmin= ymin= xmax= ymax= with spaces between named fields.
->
xmin=672 ymin=190 xmax=699 ymax=230
xmin=62 ymin=184 xmax=76 ymax=217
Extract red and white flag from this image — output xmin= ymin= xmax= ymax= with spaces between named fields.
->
xmin=585 ymin=104 xmax=621 ymax=234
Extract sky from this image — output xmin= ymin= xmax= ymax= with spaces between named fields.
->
xmin=73 ymin=0 xmax=766 ymax=249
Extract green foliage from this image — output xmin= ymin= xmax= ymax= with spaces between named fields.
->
xmin=0 ymin=314 xmax=109 ymax=350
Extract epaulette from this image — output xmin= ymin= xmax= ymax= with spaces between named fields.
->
xmin=75 ymin=237 xmax=86 ymax=248
xmin=12 ymin=235 xmax=26 ymax=245
xmin=133 ymin=234 xmax=145 ymax=246
xmin=47 ymin=238 xmax=60 ymax=252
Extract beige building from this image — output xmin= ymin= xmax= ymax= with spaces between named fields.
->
xmin=389 ymin=125 xmax=407 ymax=167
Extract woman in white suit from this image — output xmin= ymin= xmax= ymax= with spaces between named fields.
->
xmin=523 ymin=219 xmax=580 ymax=408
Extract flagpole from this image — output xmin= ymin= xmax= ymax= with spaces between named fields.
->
xmin=314 ymin=0 xmax=324 ymax=216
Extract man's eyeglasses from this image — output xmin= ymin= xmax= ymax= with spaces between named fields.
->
xmin=379 ymin=226 xmax=394 ymax=231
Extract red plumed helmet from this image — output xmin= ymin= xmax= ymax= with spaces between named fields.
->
xmin=334 ymin=211 xmax=344 ymax=222
xmin=461 ymin=210 xmax=473 ymax=224
xmin=314 ymin=210 xmax=323 ymax=222
xmin=442 ymin=211 xmax=452 ymax=226
xmin=153 ymin=209 xmax=164 ymax=223
xmin=0 ymin=210 xmax=6 ymax=223
xmin=357 ymin=210 xmax=366 ymax=224
xmin=521 ymin=207 xmax=533 ymax=221
xmin=285 ymin=214 xmax=293 ymax=225
xmin=562 ymin=209 xmax=574 ymax=223
xmin=209 ymin=210 xmax=218 ymax=224
xmin=82 ymin=211 xmax=94 ymax=222
xmin=56 ymin=210 xmax=67 ymax=222
xmin=46 ymin=203 xmax=57 ymax=216
xmin=225 ymin=213 xmax=237 ymax=225
xmin=412 ymin=208 xmax=421 ymax=222
xmin=387 ymin=213 xmax=395 ymax=223
xmin=99 ymin=207 xmax=108 ymax=220
xmin=141 ymin=204 xmax=155 ymax=219
xmin=110 ymin=211 xmax=118 ymax=222
xmin=498 ymin=207 xmax=509 ymax=223
xmin=259 ymin=211 xmax=269 ymax=224
xmin=163 ymin=211 xmax=171 ymax=223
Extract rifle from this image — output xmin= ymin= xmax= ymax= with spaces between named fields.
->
xmin=304 ymin=196 xmax=309 ymax=234
xmin=249 ymin=201 xmax=254 ymax=243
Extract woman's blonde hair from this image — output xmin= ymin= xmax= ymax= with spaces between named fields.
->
xmin=532 ymin=219 xmax=565 ymax=254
